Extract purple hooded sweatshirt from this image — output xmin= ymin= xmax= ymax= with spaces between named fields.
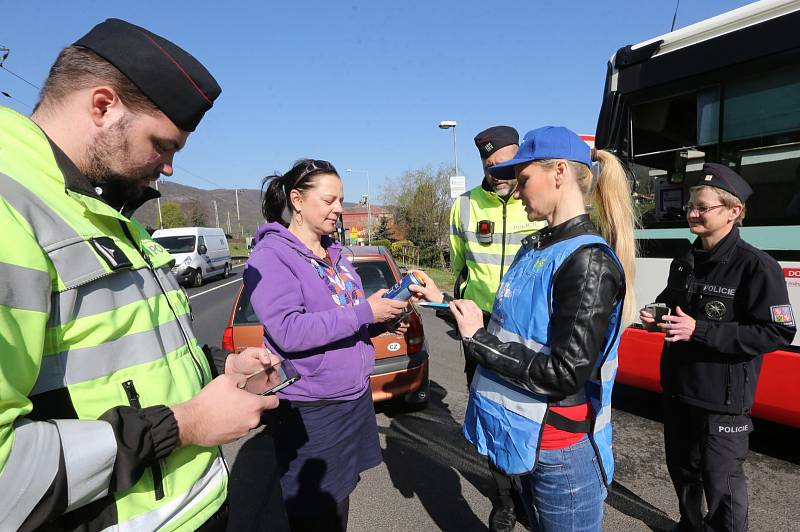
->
xmin=243 ymin=222 xmax=375 ymax=402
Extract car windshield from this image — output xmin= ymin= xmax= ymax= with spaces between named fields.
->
xmin=154 ymin=235 xmax=196 ymax=254
xmin=233 ymin=258 xmax=398 ymax=325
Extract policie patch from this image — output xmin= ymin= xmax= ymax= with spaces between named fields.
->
xmin=90 ymin=237 xmax=133 ymax=270
xmin=770 ymin=305 xmax=795 ymax=327
xmin=710 ymin=419 xmax=753 ymax=435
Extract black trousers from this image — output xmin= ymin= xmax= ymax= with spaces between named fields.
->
xmin=663 ymin=398 xmax=752 ymax=532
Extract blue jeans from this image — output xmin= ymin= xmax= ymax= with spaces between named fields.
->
xmin=518 ymin=436 xmax=607 ymax=532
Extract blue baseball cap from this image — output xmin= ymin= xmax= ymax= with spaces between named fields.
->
xmin=488 ymin=126 xmax=592 ymax=177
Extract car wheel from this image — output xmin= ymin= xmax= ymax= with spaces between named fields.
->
xmin=192 ymin=270 xmax=203 ymax=287
xmin=222 ymin=263 xmax=230 ymax=279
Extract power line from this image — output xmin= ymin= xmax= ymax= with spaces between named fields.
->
xmin=1 ymin=89 xmax=32 ymax=109
xmin=0 ymin=46 xmax=42 ymax=91
xmin=173 ymin=164 xmax=224 ymax=189
xmin=0 ymin=64 xmax=41 ymax=90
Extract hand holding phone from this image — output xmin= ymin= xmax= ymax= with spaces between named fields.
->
xmin=644 ymin=303 xmax=671 ymax=332
xmin=243 ymin=358 xmax=301 ymax=396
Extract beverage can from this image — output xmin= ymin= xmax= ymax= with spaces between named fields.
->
xmin=383 ymin=272 xmax=426 ymax=301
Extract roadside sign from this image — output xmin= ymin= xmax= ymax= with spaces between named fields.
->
xmin=350 ymin=226 xmax=359 ymax=239
xmin=450 ymin=175 xmax=466 ymax=198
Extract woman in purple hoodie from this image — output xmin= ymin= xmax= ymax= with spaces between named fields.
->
xmin=243 ymin=159 xmax=408 ymax=531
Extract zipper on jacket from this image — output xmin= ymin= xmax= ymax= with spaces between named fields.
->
xmin=122 ymin=380 xmax=165 ymax=500
xmin=724 ymin=365 xmax=732 ymax=407
xmin=499 ymin=200 xmax=508 ymax=286
xmin=742 ymin=365 xmax=749 ymax=412
xmin=118 ymin=221 xmax=205 ymax=383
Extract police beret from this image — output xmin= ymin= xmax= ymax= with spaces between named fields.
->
xmin=697 ymin=163 xmax=752 ymax=202
xmin=474 ymin=126 xmax=519 ymax=160
xmin=74 ymin=19 xmax=221 ymax=132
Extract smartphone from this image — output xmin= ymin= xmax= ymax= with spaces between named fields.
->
xmin=418 ymin=301 xmax=451 ymax=309
xmin=243 ymin=358 xmax=301 ymax=396
xmin=644 ymin=303 xmax=671 ymax=332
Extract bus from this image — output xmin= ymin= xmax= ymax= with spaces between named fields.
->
xmin=595 ymin=0 xmax=800 ymax=427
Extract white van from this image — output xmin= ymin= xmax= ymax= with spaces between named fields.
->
xmin=152 ymin=227 xmax=231 ymax=287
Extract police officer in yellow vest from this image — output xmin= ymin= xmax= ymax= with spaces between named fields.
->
xmin=448 ymin=126 xmax=543 ymax=532
xmin=450 ymin=126 xmax=545 ymax=346
xmin=0 ymin=19 xmax=281 ymax=531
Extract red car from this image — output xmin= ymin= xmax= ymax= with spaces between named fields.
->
xmin=222 ymin=246 xmax=429 ymax=406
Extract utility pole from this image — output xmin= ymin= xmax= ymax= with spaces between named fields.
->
xmin=235 ymin=188 xmax=243 ymax=238
xmin=212 ymin=200 xmax=219 ymax=228
xmin=227 ymin=211 xmax=232 ymax=235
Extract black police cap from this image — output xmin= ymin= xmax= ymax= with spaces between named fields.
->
xmin=474 ymin=126 xmax=519 ymax=160
xmin=698 ymin=163 xmax=752 ymax=202
xmin=74 ymin=19 xmax=221 ymax=132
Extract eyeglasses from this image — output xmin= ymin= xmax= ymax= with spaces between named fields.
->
xmin=682 ymin=203 xmax=726 ymax=215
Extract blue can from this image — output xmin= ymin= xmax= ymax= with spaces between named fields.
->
xmin=383 ymin=271 xmax=426 ymax=301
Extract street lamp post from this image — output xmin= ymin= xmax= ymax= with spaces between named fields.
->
xmin=154 ymin=179 xmax=163 ymax=229
xmin=438 ymin=120 xmax=458 ymax=175
xmin=346 ymin=168 xmax=371 ymax=245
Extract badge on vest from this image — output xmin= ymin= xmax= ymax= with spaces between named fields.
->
xmin=770 ymin=304 xmax=795 ymax=327
xmin=90 ymin=237 xmax=133 ymax=270
xmin=476 ymin=220 xmax=494 ymax=244
xmin=704 ymin=300 xmax=726 ymax=320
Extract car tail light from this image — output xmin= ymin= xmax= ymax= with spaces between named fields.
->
xmin=406 ymin=311 xmax=424 ymax=354
xmin=221 ymin=326 xmax=235 ymax=353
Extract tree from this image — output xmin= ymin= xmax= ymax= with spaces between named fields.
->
xmin=161 ymin=202 xmax=186 ymax=228
xmin=184 ymin=199 xmax=209 ymax=226
xmin=373 ymin=215 xmax=392 ymax=241
xmin=383 ymin=165 xmax=453 ymax=269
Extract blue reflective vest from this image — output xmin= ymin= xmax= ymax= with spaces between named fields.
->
xmin=463 ymin=233 xmax=623 ymax=483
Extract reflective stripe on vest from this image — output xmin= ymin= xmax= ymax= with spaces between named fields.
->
xmin=0 ymin=419 xmax=117 ymax=528
xmin=0 ymin=261 xmax=51 ymax=312
xmin=0 ymin=171 xmax=108 ymax=290
xmin=450 ymin=188 xmax=543 ymax=311
xmin=463 ymin=233 xmax=623 ymax=481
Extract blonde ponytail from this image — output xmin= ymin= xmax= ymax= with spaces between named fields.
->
xmin=589 ymin=150 xmax=638 ymax=325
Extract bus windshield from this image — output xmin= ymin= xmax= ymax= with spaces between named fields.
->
xmin=628 ymin=63 xmax=800 ymax=228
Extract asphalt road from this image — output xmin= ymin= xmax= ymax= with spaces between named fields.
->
xmin=186 ymin=270 xmax=800 ymax=531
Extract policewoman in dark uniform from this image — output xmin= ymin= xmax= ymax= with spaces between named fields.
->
xmin=641 ymin=163 xmax=796 ymax=532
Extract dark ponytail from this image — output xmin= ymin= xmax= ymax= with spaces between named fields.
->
xmin=261 ymin=158 xmax=339 ymax=227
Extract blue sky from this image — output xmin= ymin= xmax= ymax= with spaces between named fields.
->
xmin=1 ymin=0 xmax=753 ymax=202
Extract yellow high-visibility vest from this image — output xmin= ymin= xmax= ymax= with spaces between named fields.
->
xmin=0 ymin=107 xmax=225 ymax=530
xmin=450 ymin=185 xmax=545 ymax=312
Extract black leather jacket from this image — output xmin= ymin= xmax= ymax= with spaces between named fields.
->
xmin=463 ymin=214 xmax=625 ymax=403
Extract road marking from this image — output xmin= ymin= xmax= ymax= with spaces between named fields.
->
xmin=188 ymin=264 xmax=245 ymax=299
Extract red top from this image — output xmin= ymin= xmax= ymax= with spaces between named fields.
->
xmin=540 ymin=402 xmax=591 ymax=450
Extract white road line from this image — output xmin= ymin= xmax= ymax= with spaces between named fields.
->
xmin=188 ymin=264 xmax=245 ymax=299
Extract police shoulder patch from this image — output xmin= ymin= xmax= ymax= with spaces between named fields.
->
xmin=770 ymin=305 xmax=795 ymax=327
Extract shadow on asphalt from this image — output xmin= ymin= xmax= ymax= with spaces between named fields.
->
xmin=376 ymin=380 xmax=493 ymax=531
xmin=613 ymin=383 xmax=800 ymax=465
xmin=225 ymin=428 xmax=291 ymax=532
xmin=607 ymin=481 xmax=676 ymax=531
